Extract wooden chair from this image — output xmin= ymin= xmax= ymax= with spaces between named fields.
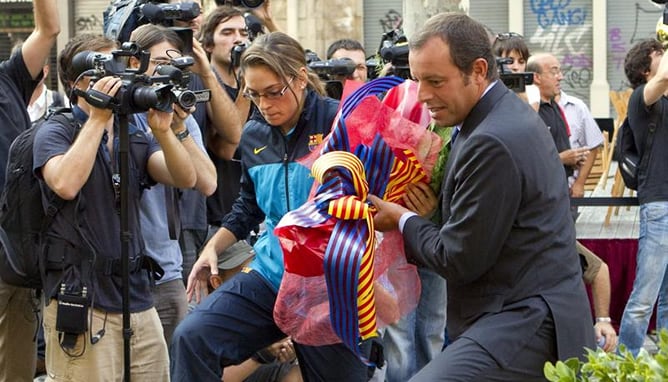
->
xmin=604 ymin=89 xmax=634 ymax=226
xmin=584 ymin=131 xmax=608 ymax=191
xmin=585 ymin=131 xmax=608 ymax=191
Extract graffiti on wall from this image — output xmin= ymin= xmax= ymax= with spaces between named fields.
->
xmin=379 ymin=10 xmax=402 ymax=33
xmin=608 ymin=2 xmax=661 ymax=91
xmin=530 ymin=0 xmax=588 ymax=29
xmin=75 ymin=14 xmax=103 ymax=32
xmin=527 ymin=0 xmax=592 ymax=101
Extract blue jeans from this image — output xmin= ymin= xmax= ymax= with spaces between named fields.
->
xmin=619 ymin=201 xmax=668 ymax=355
xmin=379 ymin=268 xmax=447 ymax=382
xmin=170 ymin=270 xmax=374 ymax=381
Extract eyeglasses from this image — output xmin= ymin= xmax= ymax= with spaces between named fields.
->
xmin=150 ymin=58 xmax=172 ymax=66
xmin=495 ymin=32 xmax=523 ymax=41
xmin=243 ymin=76 xmax=295 ymax=103
xmin=541 ymin=67 xmax=563 ymax=78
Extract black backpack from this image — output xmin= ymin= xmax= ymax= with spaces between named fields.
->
xmin=616 ymin=102 xmax=662 ymax=191
xmin=0 ymin=109 xmax=78 ymax=289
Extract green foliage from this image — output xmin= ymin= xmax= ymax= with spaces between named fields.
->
xmin=544 ymin=330 xmax=668 ymax=381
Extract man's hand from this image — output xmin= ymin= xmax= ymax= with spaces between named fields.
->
xmin=269 ymin=337 xmax=296 ymax=363
xmin=147 ymin=108 xmax=175 ymax=135
xmin=251 ymin=0 xmax=278 ymax=32
xmin=594 ymin=321 xmax=618 ymax=352
xmin=402 ymin=182 xmax=437 ymax=218
xmin=367 ymin=194 xmax=410 ymax=232
xmin=170 ymin=103 xmax=195 ymax=133
xmin=87 ymin=76 xmax=122 ymax=124
xmin=570 ymin=182 xmax=585 ymax=198
xmin=559 ymin=147 xmax=590 ymax=167
xmin=189 ymin=38 xmax=210 ymax=77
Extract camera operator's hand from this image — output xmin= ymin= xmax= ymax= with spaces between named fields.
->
xmin=251 ymin=0 xmax=278 ymax=32
xmin=147 ymin=108 xmax=175 ymax=136
xmin=189 ymin=38 xmax=210 ymax=77
xmin=87 ymin=76 xmax=122 ymax=124
xmin=170 ymin=103 xmax=196 ymax=133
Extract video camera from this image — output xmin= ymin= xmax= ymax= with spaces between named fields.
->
xmin=377 ymin=29 xmax=410 ymax=79
xmin=305 ymin=50 xmax=356 ymax=100
xmin=154 ymin=56 xmax=212 ymax=109
xmin=229 ymin=12 xmax=264 ymax=68
xmin=496 ymin=57 xmax=534 ymax=93
xmin=72 ymin=43 xmax=210 ymax=114
xmin=104 ymin=0 xmax=201 ymax=44
xmin=214 ymin=0 xmax=265 ymax=8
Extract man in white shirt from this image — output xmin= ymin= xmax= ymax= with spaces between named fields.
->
xmin=557 ymin=90 xmax=605 ymax=197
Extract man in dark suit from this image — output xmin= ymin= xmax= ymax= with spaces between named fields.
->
xmin=368 ymin=13 xmax=595 ymax=381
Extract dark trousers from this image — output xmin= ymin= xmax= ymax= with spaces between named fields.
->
xmin=411 ymin=314 xmax=556 ymax=381
xmin=170 ymin=269 xmax=373 ymax=382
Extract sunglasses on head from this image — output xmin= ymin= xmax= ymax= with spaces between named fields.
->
xmin=495 ymin=32 xmax=524 ymax=41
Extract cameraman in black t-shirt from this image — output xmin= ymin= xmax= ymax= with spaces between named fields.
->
xmin=0 ymin=1 xmax=60 ymax=381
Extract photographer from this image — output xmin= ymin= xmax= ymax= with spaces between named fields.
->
xmin=34 ymin=33 xmax=197 ymax=380
xmin=492 ymin=32 xmax=539 ymax=111
xmin=0 ymin=0 xmax=59 ymax=380
xmin=171 ymin=0 xmax=205 ymax=34
xmin=176 ymin=18 xmax=246 ymax=284
xmin=377 ymin=29 xmax=410 ymax=80
xmin=192 ymin=4 xmax=278 ymax=284
xmin=127 ymin=23 xmax=217 ymax=348
xmin=326 ymin=39 xmax=368 ymax=82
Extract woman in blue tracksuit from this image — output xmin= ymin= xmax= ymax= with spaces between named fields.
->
xmin=170 ymin=32 xmax=374 ymax=382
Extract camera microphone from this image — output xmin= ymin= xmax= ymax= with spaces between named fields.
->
xmin=72 ymin=51 xmax=113 ymax=78
xmin=244 ymin=12 xmax=263 ymax=39
xmin=141 ymin=2 xmax=201 ymax=23
xmin=140 ymin=3 xmax=165 ymax=22
xmin=156 ymin=64 xmax=184 ymax=83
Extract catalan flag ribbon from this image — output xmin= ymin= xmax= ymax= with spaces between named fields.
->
xmin=274 ymin=77 xmax=441 ymax=365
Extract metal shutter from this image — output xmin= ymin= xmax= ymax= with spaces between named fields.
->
xmin=607 ymin=1 xmax=662 ymax=94
xmin=363 ymin=0 xmax=403 ymax=57
xmin=523 ymin=0 xmax=594 ymax=106
xmin=73 ymin=0 xmax=109 ymax=36
xmin=469 ymin=0 xmax=509 ymax=37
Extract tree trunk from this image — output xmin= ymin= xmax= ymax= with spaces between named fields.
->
xmin=403 ymin=0 xmax=467 ymax=37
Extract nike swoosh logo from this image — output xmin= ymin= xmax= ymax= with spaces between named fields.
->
xmin=254 ymin=146 xmax=267 ymax=155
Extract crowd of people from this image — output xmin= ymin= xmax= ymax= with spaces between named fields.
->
xmin=0 ymin=0 xmax=665 ymax=381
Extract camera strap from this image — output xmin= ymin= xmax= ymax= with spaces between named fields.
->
xmin=164 ymin=187 xmax=181 ymax=240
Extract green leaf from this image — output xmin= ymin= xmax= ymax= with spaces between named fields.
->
xmin=544 ymin=362 xmax=559 ymax=381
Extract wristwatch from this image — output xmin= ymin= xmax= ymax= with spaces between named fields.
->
xmin=175 ymin=129 xmax=190 ymax=142
xmin=596 ymin=317 xmax=612 ymax=323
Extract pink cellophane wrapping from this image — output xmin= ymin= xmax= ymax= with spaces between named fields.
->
xmin=274 ymin=80 xmax=441 ymax=346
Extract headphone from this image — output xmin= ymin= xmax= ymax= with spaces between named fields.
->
xmin=91 ymin=328 xmax=106 ymax=345
xmin=90 ymin=311 xmax=108 ymax=345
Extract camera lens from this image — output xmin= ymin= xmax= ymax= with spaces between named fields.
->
xmin=132 ymin=85 xmax=174 ymax=113
xmin=176 ymin=90 xmax=197 ymax=109
xmin=240 ymin=0 xmax=264 ymax=8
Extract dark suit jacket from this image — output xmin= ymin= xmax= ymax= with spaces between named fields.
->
xmin=403 ymin=82 xmax=595 ymax=366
